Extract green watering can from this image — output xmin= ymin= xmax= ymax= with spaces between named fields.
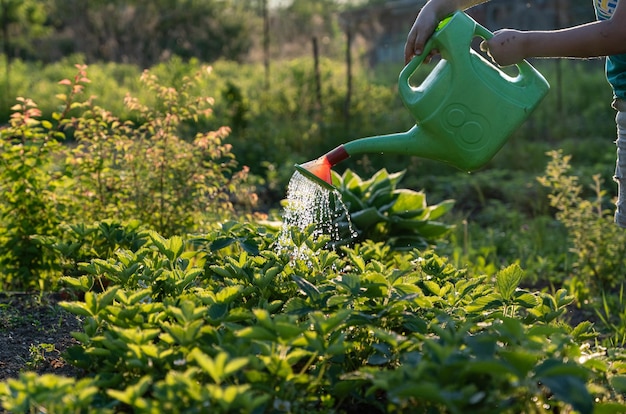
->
xmin=295 ymin=11 xmax=550 ymax=191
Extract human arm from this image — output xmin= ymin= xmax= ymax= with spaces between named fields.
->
xmin=404 ymin=0 xmax=488 ymax=64
xmin=485 ymin=2 xmax=626 ymax=66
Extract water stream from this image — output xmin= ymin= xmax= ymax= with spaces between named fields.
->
xmin=277 ymin=171 xmax=357 ymax=260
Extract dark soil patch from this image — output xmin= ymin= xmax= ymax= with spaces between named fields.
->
xmin=0 ymin=292 xmax=83 ymax=382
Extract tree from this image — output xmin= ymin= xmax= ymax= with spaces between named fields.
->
xmin=0 ymin=0 xmax=49 ymax=108
xmin=0 ymin=0 xmax=48 ymax=59
xmin=46 ymin=0 xmax=255 ymax=67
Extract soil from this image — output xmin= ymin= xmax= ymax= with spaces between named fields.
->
xmin=0 ymin=292 xmax=83 ymax=383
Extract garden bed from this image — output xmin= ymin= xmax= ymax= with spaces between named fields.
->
xmin=0 ymin=292 xmax=82 ymax=382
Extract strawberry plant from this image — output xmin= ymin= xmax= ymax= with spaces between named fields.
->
xmin=2 ymin=223 xmax=625 ymax=413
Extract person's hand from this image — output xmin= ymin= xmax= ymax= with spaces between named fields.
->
xmin=404 ymin=7 xmax=440 ymax=64
xmin=480 ymin=29 xmax=527 ymax=66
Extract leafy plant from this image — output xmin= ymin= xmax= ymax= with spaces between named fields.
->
xmin=0 ymin=373 xmax=100 ymax=414
xmin=332 ymin=168 xmax=454 ymax=250
xmin=2 ymin=225 xmax=623 ymax=413
xmin=34 ymin=220 xmax=149 ymax=290
xmin=537 ymin=150 xmax=626 ymax=298
xmin=61 ymin=64 xmax=252 ymax=236
xmin=0 ymin=96 xmax=67 ymax=290
xmin=25 ymin=343 xmax=56 ymax=370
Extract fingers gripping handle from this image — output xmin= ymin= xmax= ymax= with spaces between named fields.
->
xmin=399 ymin=12 xmax=485 ymax=90
xmin=399 ymin=38 xmax=435 ymax=90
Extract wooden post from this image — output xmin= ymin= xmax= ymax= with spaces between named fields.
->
xmin=344 ymin=24 xmax=353 ymax=135
xmin=262 ymin=0 xmax=270 ymax=90
xmin=1 ymin=0 xmax=10 ymax=109
xmin=312 ymin=36 xmax=322 ymax=110
xmin=555 ymin=0 xmax=567 ymax=117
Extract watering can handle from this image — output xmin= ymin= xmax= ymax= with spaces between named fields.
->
xmin=399 ymin=12 xmax=541 ymax=96
xmin=473 ymin=21 xmax=493 ymax=42
xmin=398 ymin=38 xmax=436 ymax=89
xmin=398 ymin=13 xmax=493 ymax=88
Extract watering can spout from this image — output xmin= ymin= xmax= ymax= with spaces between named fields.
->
xmin=295 ymin=129 xmax=431 ymax=190
xmin=294 ymin=145 xmax=350 ymax=190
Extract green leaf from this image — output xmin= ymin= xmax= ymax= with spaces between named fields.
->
xmin=538 ymin=375 xmax=592 ymax=414
xmin=99 ymin=287 xmax=120 ymax=310
xmin=570 ymin=321 xmax=595 ymax=341
xmin=465 ymin=293 xmax=503 ymax=313
xmin=240 ymin=239 xmax=260 ymax=255
xmin=496 ymin=264 xmax=524 ymax=301
xmin=252 ymin=308 xmax=274 ymax=331
xmin=283 ymin=297 xmax=312 ymax=315
xmin=310 ymin=308 xmax=351 ymax=335
xmin=215 ymin=285 xmax=244 ymax=303
xmin=499 ymin=349 xmax=540 ymax=377
xmin=210 ymin=265 xmax=234 ymax=279
xmin=106 ymin=376 xmax=151 ymax=406
xmin=190 ymin=349 xmax=248 ymax=385
xmin=275 ymin=321 xmax=304 ymax=340
xmin=235 ymin=326 xmax=277 ymax=342
xmin=347 ymin=252 xmax=366 ymax=273
xmin=422 ymin=280 xmax=441 ymax=296
xmin=368 ymin=186 xmax=396 ymax=209
xmin=388 ymin=189 xmax=426 ymax=217
xmin=609 ymin=375 xmax=626 ymax=393
xmin=60 ymin=275 xmax=93 ymax=292
xmin=425 ymin=200 xmax=455 ymax=220
xmin=292 ymin=275 xmax=321 ymax=302
xmin=333 ymin=273 xmax=361 ymax=295
xmin=513 ymin=291 xmax=539 ymax=308
xmin=210 ymin=237 xmax=236 ymax=251
xmin=349 ymin=207 xmax=386 ymax=230
xmin=148 ymin=231 xmax=168 ymax=256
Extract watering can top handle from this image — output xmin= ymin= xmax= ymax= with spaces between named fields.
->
xmin=398 ymin=38 xmax=433 ymax=83
xmin=398 ymin=37 xmax=435 ymax=87
xmin=399 ymin=12 xmax=477 ymax=85
xmin=399 ymin=14 xmax=538 ymax=87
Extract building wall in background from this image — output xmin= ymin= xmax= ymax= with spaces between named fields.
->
xmin=341 ymin=0 xmax=596 ymax=65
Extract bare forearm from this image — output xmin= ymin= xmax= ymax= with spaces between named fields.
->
xmin=523 ymin=21 xmax=626 ymax=59
xmin=486 ymin=19 xmax=626 ymax=66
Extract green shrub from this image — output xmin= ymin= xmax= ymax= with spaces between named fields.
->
xmin=60 ymin=64 xmax=252 ymax=235
xmin=0 ymin=97 xmax=67 ymax=290
xmin=34 ymin=220 xmax=149 ymax=289
xmin=537 ymin=150 xmax=626 ymax=297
